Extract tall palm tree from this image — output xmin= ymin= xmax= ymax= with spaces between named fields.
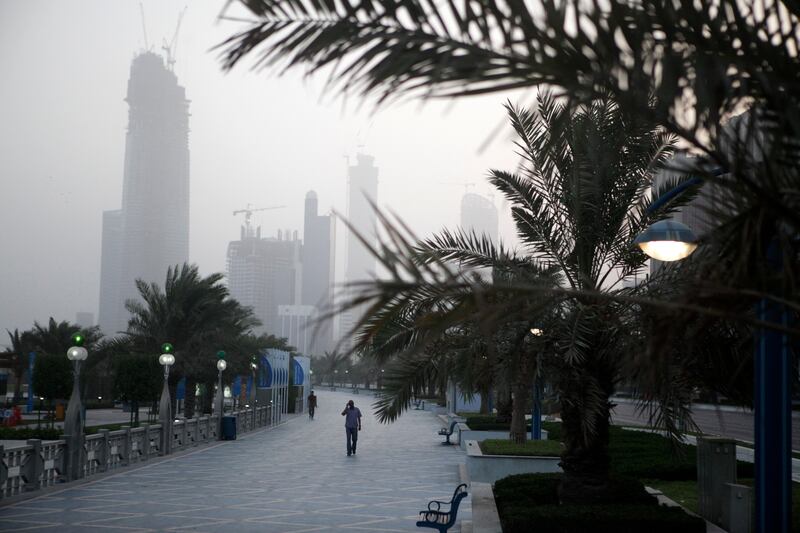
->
xmin=4 ymin=329 xmax=34 ymax=401
xmin=334 ymin=96 xmax=688 ymax=502
xmin=124 ymin=263 xmax=260 ymax=418
xmin=219 ymin=0 xmax=800 ymax=336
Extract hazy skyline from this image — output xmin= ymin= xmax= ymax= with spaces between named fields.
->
xmin=0 ymin=0 xmax=522 ymax=335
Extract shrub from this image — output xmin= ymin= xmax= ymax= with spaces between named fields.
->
xmin=480 ymin=439 xmax=562 ymax=457
xmin=0 ymin=427 xmax=62 ymax=440
xmin=494 ymin=473 xmax=706 ymax=533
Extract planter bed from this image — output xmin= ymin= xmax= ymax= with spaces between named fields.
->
xmin=465 ymin=439 xmax=561 ymax=483
xmin=494 ymin=473 xmax=706 ymax=533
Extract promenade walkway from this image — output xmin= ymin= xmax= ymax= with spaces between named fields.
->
xmin=0 ymin=390 xmax=469 ymax=532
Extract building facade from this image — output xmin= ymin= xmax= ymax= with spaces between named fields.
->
xmin=227 ymin=226 xmax=303 ymax=336
xmin=339 ymin=154 xmax=379 ymax=351
xmin=301 ymin=190 xmax=335 ymax=354
xmin=98 ymin=52 xmax=190 ymax=335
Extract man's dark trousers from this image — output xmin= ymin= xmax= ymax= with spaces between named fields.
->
xmin=346 ymin=427 xmax=358 ymax=455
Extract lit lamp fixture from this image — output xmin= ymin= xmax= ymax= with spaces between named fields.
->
xmin=530 ymin=328 xmax=543 ymax=336
xmin=159 ymin=342 xmax=175 ymax=455
xmin=634 ymin=219 xmax=698 ymax=262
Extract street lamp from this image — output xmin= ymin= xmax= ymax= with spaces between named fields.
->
xmin=249 ymin=355 xmax=257 ymax=427
xmin=64 ymin=332 xmax=88 ymax=480
xmin=158 ymin=343 xmax=175 ymax=455
xmin=528 ymin=327 xmax=545 ymax=440
xmin=637 ymin=171 xmax=790 ymax=532
xmin=216 ymin=351 xmax=226 ymax=439
xmin=634 ymin=219 xmax=698 ymax=262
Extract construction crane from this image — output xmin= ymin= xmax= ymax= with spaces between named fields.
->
xmin=232 ymin=205 xmax=286 ymax=228
xmin=161 ymin=7 xmax=187 ymax=70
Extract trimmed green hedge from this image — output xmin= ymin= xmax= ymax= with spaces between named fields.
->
xmin=0 ymin=427 xmax=62 ymax=440
xmin=494 ymin=473 xmax=706 ymax=533
xmin=480 ymin=439 xmax=562 ymax=457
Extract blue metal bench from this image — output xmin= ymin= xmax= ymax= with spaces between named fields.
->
xmin=438 ymin=420 xmax=458 ymax=445
xmin=416 ymin=483 xmax=468 ymax=532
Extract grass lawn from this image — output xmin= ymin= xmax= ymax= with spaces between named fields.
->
xmin=647 ymin=479 xmax=800 ymax=532
xmin=480 ymin=438 xmax=563 ymax=456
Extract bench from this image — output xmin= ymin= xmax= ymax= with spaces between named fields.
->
xmin=438 ymin=420 xmax=458 ymax=445
xmin=416 ymin=483 xmax=468 ymax=532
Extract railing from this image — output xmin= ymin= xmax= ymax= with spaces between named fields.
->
xmin=0 ymin=405 xmax=274 ymax=500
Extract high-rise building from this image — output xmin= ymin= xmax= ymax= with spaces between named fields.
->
xmin=460 ymin=192 xmax=499 ymax=244
xmin=278 ymin=304 xmax=317 ymax=355
xmin=98 ymin=52 xmax=190 ymax=335
xmin=339 ymin=154 xmax=379 ymax=350
xmin=227 ymin=226 xmax=302 ymax=336
xmin=301 ymin=191 xmax=335 ymax=354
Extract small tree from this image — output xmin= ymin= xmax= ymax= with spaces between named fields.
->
xmin=32 ymin=353 xmax=72 ymax=426
xmin=112 ymin=354 xmax=161 ymax=426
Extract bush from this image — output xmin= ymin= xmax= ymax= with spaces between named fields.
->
xmin=494 ymin=473 xmax=706 ymax=533
xmin=540 ymin=423 xmax=753 ymax=480
xmin=480 ymin=439 xmax=562 ymax=457
xmin=0 ymin=427 xmax=62 ymax=440
xmin=463 ymin=415 xmax=532 ymax=431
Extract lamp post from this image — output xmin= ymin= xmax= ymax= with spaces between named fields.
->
xmin=334 ymin=369 xmax=338 ymax=389
xmin=529 ymin=328 xmax=544 ymax=440
xmin=636 ymin=184 xmax=790 ymax=532
xmin=64 ymin=332 xmax=88 ymax=480
xmin=158 ymin=343 xmax=175 ymax=455
xmin=216 ymin=351 xmax=227 ymax=439
xmin=250 ymin=355 xmax=257 ymax=428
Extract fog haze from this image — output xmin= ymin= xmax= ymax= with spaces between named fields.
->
xmin=0 ymin=0 xmax=521 ymax=335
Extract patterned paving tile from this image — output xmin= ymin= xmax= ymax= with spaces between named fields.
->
xmin=0 ymin=390 xmax=468 ymax=532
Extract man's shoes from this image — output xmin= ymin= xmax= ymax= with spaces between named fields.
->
xmin=352 ymin=450 xmax=356 ymax=455
xmin=347 ymin=453 xmax=351 ymax=456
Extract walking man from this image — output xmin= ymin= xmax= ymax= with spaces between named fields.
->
xmin=307 ymin=390 xmax=317 ymax=420
xmin=341 ymin=400 xmax=362 ymax=456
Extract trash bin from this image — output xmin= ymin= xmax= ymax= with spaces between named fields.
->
xmin=55 ymin=403 xmax=65 ymax=421
xmin=221 ymin=415 xmax=237 ymax=440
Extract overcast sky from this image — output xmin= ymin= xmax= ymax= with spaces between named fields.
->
xmin=0 ymin=0 xmax=524 ymax=336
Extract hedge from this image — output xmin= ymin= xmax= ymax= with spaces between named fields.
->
xmin=494 ymin=473 xmax=706 ymax=533
xmin=480 ymin=439 xmax=563 ymax=457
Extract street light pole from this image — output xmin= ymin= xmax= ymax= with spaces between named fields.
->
xmin=158 ymin=343 xmax=175 ymax=456
xmin=636 ymin=171 xmax=792 ymax=532
xmin=216 ymin=351 xmax=227 ymax=439
xmin=250 ymin=356 xmax=257 ymax=428
xmin=64 ymin=333 xmax=88 ymax=481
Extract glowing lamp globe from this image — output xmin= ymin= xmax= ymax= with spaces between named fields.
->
xmin=634 ymin=220 xmax=698 ymax=262
xmin=161 ymin=342 xmax=174 ymax=353
xmin=217 ymin=359 xmax=227 ymax=372
xmin=71 ymin=332 xmax=85 ymax=347
xmin=530 ymin=328 xmax=543 ymax=336
xmin=66 ymin=346 xmax=88 ymax=361
xmin=159 ymin=353 xmax=175 ymax=366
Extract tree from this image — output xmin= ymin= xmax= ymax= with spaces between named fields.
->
xmin=124 ymin=263 xmax=260 ymax=418
xmin=317 ymin=350 xmax=349 ymax=386
xmin=4 ymin=329 xmax=34 ymax=401
xmin=112 ymin=354 xmax=161 ymax=426
xmin=31 ymin=353 xmax=72 ymax=425
xmin=219 ymin=0 xmax=800 ymax=342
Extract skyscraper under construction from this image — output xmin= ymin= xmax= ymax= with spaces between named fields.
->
xmin=98 ymin=52 xmax=190 ymax=335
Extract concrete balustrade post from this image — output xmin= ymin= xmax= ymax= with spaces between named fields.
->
xmin=0 ymin=445 xmax=6 ymax=498
xmin=98 ymin=430 xmax=110 ymax=472
xmin=141 ymin=424 xmax=150 ymax=461
xmin=25 ymin=440 xmax=43 ymax=492
xmin=120 ymin=426 xmax=131 ymax=466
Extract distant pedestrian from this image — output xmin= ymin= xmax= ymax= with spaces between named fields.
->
xmin=341 ymin=400 xmax=362 ymax=456
xmin=307 ymin=391 xmax=317 ymax=420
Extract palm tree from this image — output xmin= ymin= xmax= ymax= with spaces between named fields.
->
xmin=317 ymin=350 xmax=349 ymax=387
xmin=219 ymin=0 xmax=800 ymax=338
xmin=124 ymin=263 xmax=260 ymax=418
xmin=4 ymin=329 xmax=34 ymax=401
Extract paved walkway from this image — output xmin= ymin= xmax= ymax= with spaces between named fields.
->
xmin=0 ymin=390 xmax=469 ymax=532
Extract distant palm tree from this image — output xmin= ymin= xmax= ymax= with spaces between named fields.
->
xmin=317 ymin=350 xmax=349 ymax=387
xmin=4 ymin=329 xmax=34 ymax=401
xmin=124 ymin=263 xmax=260 ymax=418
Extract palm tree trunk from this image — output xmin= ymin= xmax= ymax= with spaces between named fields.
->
xmin=557 ymin=363 xmax=615 ymax=504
